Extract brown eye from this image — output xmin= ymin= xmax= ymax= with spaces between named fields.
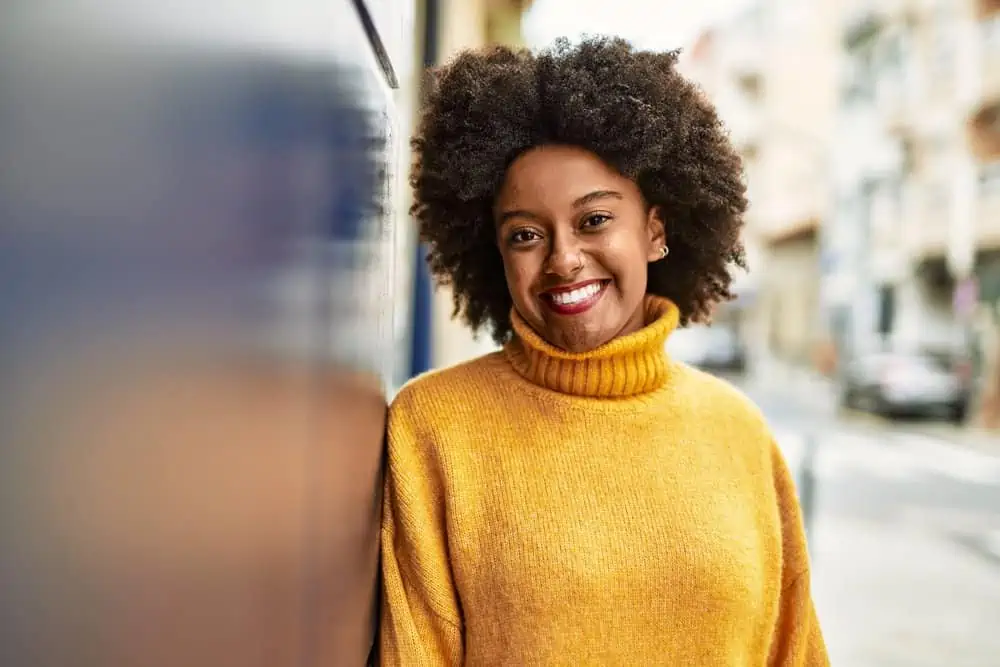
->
xmin=581 ymin=214 xmax=611 ymax=229
xmin=510 ymin=229 xmax=541 ymax=245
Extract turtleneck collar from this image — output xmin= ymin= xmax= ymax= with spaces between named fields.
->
xmin=504 ymin=295 xmax=680 ymax=398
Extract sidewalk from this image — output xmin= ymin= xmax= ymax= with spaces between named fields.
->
xmin=811 ymin=516 xmax=1000 ymax=667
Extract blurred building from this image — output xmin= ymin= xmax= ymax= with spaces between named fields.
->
xmin=686 ymin=0 xmax=1000 ymax=426
xmin=824 ymin=0 xmax=1000 ymax=422
xmin=683 ymin=0 xmax=840 ymax=365
xmin=825 ymin=0 xmax=989 ymax=354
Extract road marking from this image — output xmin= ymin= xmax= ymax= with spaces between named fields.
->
xmin=774 ymin=426 xmax=1000 ymax=485
xmin=890 ymin=432 xmax=1000 ymax=485
xmin=774 ymin=430 xmax=920 ymax=481
xmin=819 ymin=432 xmax=924 ymax=481
xmin=899 ymin=507 xmax=993 ymax=532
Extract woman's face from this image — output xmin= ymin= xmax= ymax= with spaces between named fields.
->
xmin=494 ymin=145 xmax=665 ymax=353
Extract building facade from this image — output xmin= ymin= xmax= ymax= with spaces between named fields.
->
xmin=688 ymin=0 xmax=1000 ymax=426
xmin=684 ymin=0 xmax=841 ymax=366
xmin=824 ymin=0 xmax=1000 ymax=423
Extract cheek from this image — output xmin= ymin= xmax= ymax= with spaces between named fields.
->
xmin=599 ymin=234 xmax=650 ymax=288
xmin=501 ymin=254 xmax=538 ymax=300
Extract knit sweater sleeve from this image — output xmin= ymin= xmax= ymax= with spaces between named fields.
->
xmin=767 ymin=440 xmax=829 ymax=667
xmin=379 ymin=394 xmax=463 ymax=666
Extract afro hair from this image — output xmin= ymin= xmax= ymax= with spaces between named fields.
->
xmin=410 ymin=36 xmax=748 ymax=344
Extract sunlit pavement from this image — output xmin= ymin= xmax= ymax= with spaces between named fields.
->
xmin=731 ymin=370 xmax=1000 ymax=666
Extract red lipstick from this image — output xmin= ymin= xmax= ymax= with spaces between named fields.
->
xmin=540 ymin=279 xmax=608 ymax=316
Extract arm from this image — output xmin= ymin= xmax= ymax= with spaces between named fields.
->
xmin=379 ymin=405 xmax=463 ymax=666
xmin=767 ymin=441 xmax=829 ymax=667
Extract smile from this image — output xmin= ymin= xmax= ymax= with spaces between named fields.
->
xmin=541 ymin=280 xmax=609 ymax=315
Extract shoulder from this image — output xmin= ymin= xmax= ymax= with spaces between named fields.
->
xmin=668 ymin=364 xmax=792 ymax=495
xmin=387 ymin=351 xmax=507 ymax=446
xmin=390 ymin=351 xmax=505 ymax=416
xmin=668 ymin=362 xmax=772 ymax=442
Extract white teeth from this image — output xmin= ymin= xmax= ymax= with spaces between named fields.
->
xmin=551 ymin=282 xmax=602 ymax=305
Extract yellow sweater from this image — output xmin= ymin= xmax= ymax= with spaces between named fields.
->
xmin=380 ymin=296 xmax=827 ymax=666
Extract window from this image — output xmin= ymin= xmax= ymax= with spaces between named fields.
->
xmin=900 ymin=136 xmax=917 ymax=175
xmin=738 ymin=73 xmax=763 ymax=101
xmin=877 ymin=285 xmax=896 ymax=336
xmin=881 ymin=31 xmax=904 ymax=76
xmin=844 ymin=48 xmax=877 ymax=104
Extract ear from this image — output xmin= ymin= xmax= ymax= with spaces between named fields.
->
xmin=645 ymin=206 xmax=667 ymax=262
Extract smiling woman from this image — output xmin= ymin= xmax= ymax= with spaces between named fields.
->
xmin=379 ymin=37 xmax=828 ymax=666
xmin=412 ymin=38 xmax=747 ymax=345
xmin=494 ymin=145 xmax=666 ymax=351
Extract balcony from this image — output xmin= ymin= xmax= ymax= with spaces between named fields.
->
xmin=976 ymin=0 xmax=1000 ymax=20
xmin=968 ymin=101 xmax=1000 ymax=161
xmin=904 ymin=216 xmax=949 ymax=260
xmin=755 ymin=176 xmax=825 ymax=246
xmin=965 ymin=17 xmax=1000 ymax=159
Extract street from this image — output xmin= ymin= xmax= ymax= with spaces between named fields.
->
xmin=737 ymin=372 xmax=1000 ymax=666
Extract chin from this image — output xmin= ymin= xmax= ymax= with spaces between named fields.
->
xmin=549 ymin=327 xmax=612 ymax=354
xmin=559 ymin=339 xmax=596 ymax=354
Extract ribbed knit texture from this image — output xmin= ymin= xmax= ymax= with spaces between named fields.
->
xmin=380 ymin=296 xmax=828 ymax=666
xmin=506 ymin=297 xmax=679 ymax=398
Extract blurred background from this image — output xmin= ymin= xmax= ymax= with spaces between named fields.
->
xmin=0 ymin=0 xmax=997 ymax=665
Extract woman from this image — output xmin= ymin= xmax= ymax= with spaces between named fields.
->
xmin=380 ymin=37 xmax=828 ymax=665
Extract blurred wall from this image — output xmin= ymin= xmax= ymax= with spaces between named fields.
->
xmin=0 ymin=1 xmax=421 ymax=664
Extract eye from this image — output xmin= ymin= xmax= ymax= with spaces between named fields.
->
xmin=509 ymin=228 xmax=541 ymax=245
xmin=581 ymin=213 xmax=611 ymax=229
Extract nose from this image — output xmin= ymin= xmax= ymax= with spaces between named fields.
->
xmin=543 ymin=232 xmax=584 ymax=279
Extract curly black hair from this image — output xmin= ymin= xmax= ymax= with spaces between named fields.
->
xmin=411 ymin=36 xmax=748 ymax=344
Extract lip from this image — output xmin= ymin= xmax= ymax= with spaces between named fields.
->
xmin=540 ymin=279 xmax=609 ymax=316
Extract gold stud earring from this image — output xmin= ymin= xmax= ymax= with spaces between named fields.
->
xmin=660 ymin=246 xmax=669 ymax=259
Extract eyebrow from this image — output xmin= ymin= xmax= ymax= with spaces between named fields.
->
xmin=497 ymin=189 xmax=624 ymax=225
xmin=497 ymin=209 xmax=539 ymax=225
xmin=572 ymin=190 xmax=624 ymax=208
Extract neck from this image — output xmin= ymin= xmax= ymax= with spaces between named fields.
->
xmin=504 ymin=296 xmax=680 ymax=398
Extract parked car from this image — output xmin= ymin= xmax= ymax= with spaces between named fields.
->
xmin=666 ymin=325 xmax=747 ymax=374
xmin=839 ymin=350 xmax=971 ymax=423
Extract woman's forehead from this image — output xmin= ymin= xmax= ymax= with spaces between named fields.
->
xmin=497 ymin=145 xmax=638 ymax=208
